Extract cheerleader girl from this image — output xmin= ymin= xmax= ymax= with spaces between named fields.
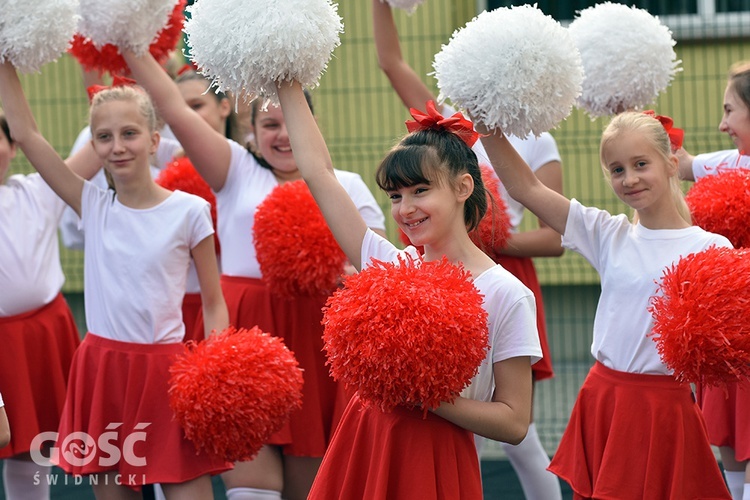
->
xmin=0 ymin=60 xmax=231 ymax=498
xmin=371 ymin=2 xmax=563 ymax=497
xmin=479 ymin=109 xmax=732 ymax=499
xmin=677 ymin=60 xmax=750 ymax=500
xmin=0 ymin=104 xmax=100 ymax=498
xmin=121 ymin=50 xmax=387 ymax=500
xmin=273 ymin=78 xmax=541 ymax=498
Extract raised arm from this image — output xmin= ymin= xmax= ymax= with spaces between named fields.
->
xmin=479 ymin=126 xmax=570 ymax=235
xmin=676 ymin=147 xmax=696 ymax=181
xmin=500 ymin=159 xmax=565 ymax=257
xmin=276 ymin=81 xmax=368 ymax=270
xmin=0 ymin=62 xmax=85 ymax=214
xmin=372 ymin=0 xmax=436 ymax=111
xmin=121 ymin=50 xmax=232 ymax=191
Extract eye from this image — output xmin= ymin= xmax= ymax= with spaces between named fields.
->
xmin=610 ymin=166 xmax=623 ymax=175
xmin=96 ymin=133 xmax=111 ymax=141
xmin=636 ymin=160 xmax=647 ymax=168
xmin=388 ymin=192 xmax=401 ymax=202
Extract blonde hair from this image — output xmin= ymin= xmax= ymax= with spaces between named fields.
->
xmin=89 ymin=86 xmax=157 ymax=191
xmin=728 ymin=60 xmax=750 ymax=110
xmin=599 ymin=111 xmax=691 ymax=224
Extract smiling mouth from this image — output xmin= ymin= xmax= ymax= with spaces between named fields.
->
xmin=405 ymin=217 xmax=427 ymax=228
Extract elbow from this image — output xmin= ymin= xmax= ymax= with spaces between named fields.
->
xmin=0 ymin=433 xmax=9 ymax=449
xmin=549 ymin=245 xmax=565 ymax=258
xmin=504 ymin=420 xmax=530 ymax=446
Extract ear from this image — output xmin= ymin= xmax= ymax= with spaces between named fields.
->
xmin=150 ymin=130 xmax=160 ymax=155
xmin=219 ymin=97 xmax=232 ymax=120
xmin=667 ymin=153 xmax=679 ymax=177
xmin=8 ymin=143 xmax=17 ymax=160
xmin=456 ymin=172 xmax=474 ymax=202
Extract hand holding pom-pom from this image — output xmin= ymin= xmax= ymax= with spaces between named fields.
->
xmin=323 ymin=255 xmax=489 ymax=413
xmin=254 ymin=180 xmax=347 ymax=298
xmin=184 ymin=0 xmax=343 ymax=106
xmin=156 ymin=156 xmax=220 ymax=254
xmin=169 ymin=326 xmax=304 ymax=461
xmin=569 ymin=2 xmax=681 ymax=118
xmin=433 ymin=5 xmax=582 ymax=137
xmin=686 ymin=169 xmax=750 ymax=249
xmin=69 ymin=0 xmax=185 ymax=75
xmin=649 ymin=246 xmax=750 ymax=387
xmin=0 ymin=0 xmax=79 ymax=73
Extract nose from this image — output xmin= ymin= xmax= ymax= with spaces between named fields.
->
xmin=719 ymin=115 xmax=729 ymax=133
xmin=112 ymin=136 xmax=126 ymax=153
xmin=623 ymin=169 xmax=639 ymax=187
xmin=398 ymin=196 xmax=416 ymax=218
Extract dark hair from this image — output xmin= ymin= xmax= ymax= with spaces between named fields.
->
xmin=728 ymin=61 xmax=750 ymax=110
xmin=0 ymin=115 xmax=12 ymax=145
xmin=249 ymin=90 xmax=315 ymax=171
xmin=376 ymin=128 xmax=487 ymax=231
xmin=175 ymin=70 xmax=242 ymax=143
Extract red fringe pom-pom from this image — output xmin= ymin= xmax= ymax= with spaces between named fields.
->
xmin=686 ymin=169 xmax=750 ymax=249
xmin=254 ymin=180 xmax=346 ymax=298
xmin=156 ymin=156 xmax=219 ymax=254
xmin=471 ymin=164 xmax=511 ymax=260
xmin=168 ymin=326 xmax=304 ymax=462
xmin=648 ymin=246 xmax=750 ymax=387
xmin=322 ymin=254 xmax=489 ymax=413
xmin=397 ymin=164 xmax=510 ymax=260
xmin=69 ymin=0 xmax=186 ymax=75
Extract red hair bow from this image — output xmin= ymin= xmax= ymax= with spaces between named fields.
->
xmin=405 ymin=100 xmax=480 ymax=147
xmin=643 ymin=110 xmax=685 ymax=151
xmin=86 ymin=75 xmax=137 ymax=103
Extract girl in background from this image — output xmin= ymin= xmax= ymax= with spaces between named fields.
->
xmin=0 ymin=60 xmax=230 ymax=498
xmin=480 ymin=110 xmax=731 ymax=499
xmin=122 ymin=49 xmax=387 ymax=500
xmin=677 ymin=60 xmax=750 ymax=500
xmin=371 ymin=2 xmax=563 ymax=497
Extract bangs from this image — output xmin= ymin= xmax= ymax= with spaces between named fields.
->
xmin=376 ymin=144 xmax=441 ymax=191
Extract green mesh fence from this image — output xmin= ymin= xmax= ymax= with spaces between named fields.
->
xmin=4 ymin=0 xmax=749 ymax=471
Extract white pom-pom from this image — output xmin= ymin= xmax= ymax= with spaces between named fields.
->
xmin=77 ymin=0 xmax=178 ymax=55
xmin=185 ymin=0 xmax=343 ymax=106
xmin=433 ymin=5 xmax=582 ymax=137
xmin=569 ymin=2 xmax=681 ymax=118
xmin=383 ymin=0 xmax=426 ymax=14
xmin=0 ymin=0 xmax=79 ymax=73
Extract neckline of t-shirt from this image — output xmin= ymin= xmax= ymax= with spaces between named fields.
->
xmin=633 ymin=222 xmax=700 ymax=239
xmin=113 ymin=190 xmax=177 ymax=212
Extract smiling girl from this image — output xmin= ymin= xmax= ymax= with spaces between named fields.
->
xmin=481 ymin=110 xmax=732 ymax=499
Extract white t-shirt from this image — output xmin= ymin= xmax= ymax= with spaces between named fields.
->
xmin=80 ymin=182 xmax=213 ymax=344
xmin=0 ymin=392 xmax=4 ymax=407
xmin=692 ymin=149 xmax=750 ymax=180
xmin=0 ymin=174 xmax=66 ymax=315
xmin=216 ymin=140 xmax=386 ymax=278
xmin=563 ymin=199 xmax=733 ymax=374
xmin=360 ymin=229 xmax=541 ymax=404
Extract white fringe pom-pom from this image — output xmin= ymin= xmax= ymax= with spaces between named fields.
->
xmin=433 ymin=5 xmax=582 ymax=137
xmin=77 ymin=0 xmax=178 ymax=55
xmin=569 ymin=2 xmax=681 ymax=118
xmin=0 ymin=0 xmax=79 ymax=73
xmin=383 ymin=0 xmax=426 ymax=14
xmin=185 ymin=0 xmax=343 ymax=106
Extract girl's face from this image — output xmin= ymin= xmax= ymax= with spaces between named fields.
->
xmin=0 ymin=130 xmax=16 ymax=182
xmin=602 ymin=130 xmax=676 ymax=218
xmin=251 ymin=104 xmax=299 ymax=181
xmin=386 ymin=173 xmax=468 ymax=248
xmin=719 ymin=83 xmax=750 ymax=153
xmin=90 ymin=100 xmax=158 ymax=183
xmin=178 ymin=79 xmax=230 ymax=135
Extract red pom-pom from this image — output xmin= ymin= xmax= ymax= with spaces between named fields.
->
xmin=69 ymin=0 xmax=186 ymax=75
xmin=254 ymin=180 xmax=346 ymax=298
xmin=470 ymin=164 xmax=511 ymax=260
xmin=156 ymin=156 xmax=219 ymax=254
xmin=323 ymin=254 xmax=489 ymax=413
xmin=686 ymin=169 xmax=750 ymax=249
xmin=397 ymin=164 xmax=510 ymax=259
xmin=168 ymin=326 xmax=304 ymax=461
xmin=648 ymin=246 xmax=750 ymax=387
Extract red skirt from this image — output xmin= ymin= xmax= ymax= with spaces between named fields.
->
xmin=308 ymin=394 xmax=483 ymax=500
xmin=198 ymin=275 xmax=351 ymax=457
xmin=55 ymin=333 xmax=231 ymax=488
xmin=548 ymin=362 xmax=730 ymax=500
xmin=698 ymin=380 xmax=750 ymax=461
xmin=496 ymin=255 xmax=553 ymax=380
xmin=0 ymin=293 xmax=80 ymax=459
xmin=181 ymin=293 xmax=204 ymax=343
